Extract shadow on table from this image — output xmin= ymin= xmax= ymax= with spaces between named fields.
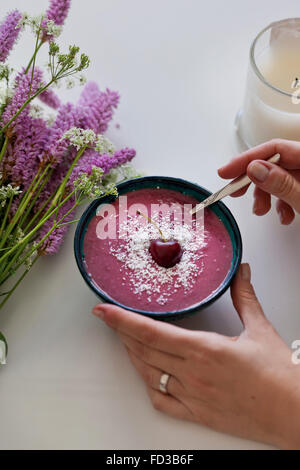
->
xmin=173 ymin=298 xmax=243 ymax=337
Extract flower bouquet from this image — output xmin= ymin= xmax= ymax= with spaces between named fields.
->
xmin=0 ymin=0 xmax=136 ymax=362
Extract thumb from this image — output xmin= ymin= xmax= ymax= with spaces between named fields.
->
xmin=247 ymin=160 xmax=300 ymax=214
xmin=231 ymin=263 xmax=268 ymax=332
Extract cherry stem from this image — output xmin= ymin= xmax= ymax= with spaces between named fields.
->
xmin=136 ymin=210 xmax=167 ymax=242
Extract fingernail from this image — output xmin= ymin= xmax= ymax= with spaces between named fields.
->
xmin=92 ymin=306 xmax=105 ymax=320
xmin=241 ymin=263 xmax=251 ymax=281
xmin=248 ymin=162 xmax=270 ymax=183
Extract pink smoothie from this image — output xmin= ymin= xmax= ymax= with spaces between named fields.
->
xmin=83 ymin=188 xmax=233 ymax=312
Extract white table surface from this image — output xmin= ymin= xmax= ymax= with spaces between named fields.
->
xmin=1 ymin=0 xmax=300 ymax=450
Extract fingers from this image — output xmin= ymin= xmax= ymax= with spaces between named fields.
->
xmin=247 ymin=160 xmax=300 ymax=213
xmin=230 ymin=264 xmax=268 ymax=332
xmin=248 ymin=182 xmax=295 ymax=221
xmin=126 ymin=348 xmax=185 ymax=399
xmin=146 ymin=386 xmax=193 ymax=421
xmin=276 ymin=199 xmax=295 ymax=225
xmin=92 ymin=304 xmax=192 ymax=357
xmin=93 ymin=305 xmax=232 ymax=365
xmin=218 ymin=139 xmax=300 ymax=179
xmin=231 ymin=184 xmax=250 ymax=198
xmin=123 ymin=338 xmax=218 ymax=407
xmin=252 ymin=186 xmax=271 ymax=216
xmin=119 ymin=333 xmax=184 ymax=377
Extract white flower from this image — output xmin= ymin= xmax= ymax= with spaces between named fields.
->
xmin=0 ymin=82 xmax=9 ymax=107
xmin=0 ymin=75 xmax=13 ymax=108
xmin=30 ymin=14 xmax=44 ymax=34
xmin=17 ymin=12 xmax=30 ymax=29
xmin=74 ymin=166 xmax=118 ymax=199
xmin=0 ymin=184 xmax=22 ymax=208
xmin=78 ymin=74 xmax=87 ymax=86
xmin=73 ymin=167 xmax=104 ymax=198
xmin=45 ymin=20 xmax=62 ymax=38
xmin=19 ymin=14 xmax=44 ymax=33
xmin=17 ymin=13 xmax=45 ymax=34
xmin=29 ymin=104 xmax=44 ymax=119
xmin=66 ymin=78 xmax=75 ymax=89
xmin=24 ymin=241 xmax=38 ymax=270
xmin=62 ymin=127 xmax=96 ymax=150
xmin=119 ymin=163 xmax=145 ymax=179
xmin=46 ymin=113 xmax=56 ymax=126
xmin=103 ymin=163 xmax=143 ymax=186
xmin=95 ymin=134 xmax=115 ymax=155
xmin=16 ymin=227 xmax=24 ymax=242
xmin=0 ymin=340 xmax=6 ymax=365
xmin=0 ymin=64 xmax=11 ymax=81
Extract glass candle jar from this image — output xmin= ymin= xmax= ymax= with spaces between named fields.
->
xmin=236 ymin=18 xmax=300 ymax=148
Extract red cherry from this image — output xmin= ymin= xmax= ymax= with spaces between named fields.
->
xmin=149 ymin=239 xmax=183 ymax=268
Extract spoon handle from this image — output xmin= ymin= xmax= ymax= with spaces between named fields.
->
xmin=191 ymin=153 xmax=281 ymax=214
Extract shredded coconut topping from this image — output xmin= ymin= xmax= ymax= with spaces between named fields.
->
xmin=109 ymin=212 xmax=207 ymax=306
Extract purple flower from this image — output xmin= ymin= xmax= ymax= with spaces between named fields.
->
xmin=71 ymin=147 xmax=136 ymax=182
xmin=45 ymin=0 xmax=71 ymax=25
xmin=42 ymin=0 xmax=71 ymax=41
xmin=5 ymin=116 xmax=50 ymax=181
xmin=1 ymin=67 xmax=43 ymax=130
xmin=38 ymin=148 xmax=135 ymax=255
xmin=3 ymin=115 xmax=51 ymax=215
xmin=77 ymin=82 xmax=119 ymax=133
xmin=46 ymin=83 xmax=119 ymax=167
xmin=32 ymin=165 xmax=65 ymax=218
xmin=0 ymin=66 xmax=136 ymax=257
xmin=0 ymin=10 xmax=22 ymax=63
xmin=37 ymin=196 xmax=75 ymax=255
xmin=38 ymin=88 xmax=61 ymax=109
xmin=46 ymin=102 xmax=78 ymax=166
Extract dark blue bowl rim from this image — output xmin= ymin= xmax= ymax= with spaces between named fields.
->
xmin=74 ymin=176 xmax=243 ymax=320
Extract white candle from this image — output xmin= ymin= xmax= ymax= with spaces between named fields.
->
xmin=236 ymin=18 xmax=300 ymax=148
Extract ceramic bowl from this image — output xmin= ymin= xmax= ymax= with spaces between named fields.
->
xmin=74 ymin=176 xmax=242 ymax=320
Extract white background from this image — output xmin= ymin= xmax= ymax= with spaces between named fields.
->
xmin=1 ymin=0 xmax=300 ymax=450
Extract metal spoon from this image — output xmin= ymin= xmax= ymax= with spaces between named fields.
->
xmin=190 ymin=153 xmax=281 ymax=215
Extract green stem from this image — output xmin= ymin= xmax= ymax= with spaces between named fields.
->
xmin=0 ymin=136 xmax=8 ymax=165
xmin=0 ymin=164 xmax=50 ymax=250
xmin=19 ymin=168 xmax=53 ymax=229
xmin=0 ymin=80 xmax=54 ymax=136
xmin=28 ymin=26 xmax=42 ymax=97
xmin=57 ymin=219 xmax=80 ymax=228
xmin=56 ymin=201 xmax=79 ymax=225
xmin=51 ymin=146 xmax=86 ymax=208
xmin=0 ymin=189 xmax=76 ymax=266
xmin=0 ymin=201 xmax=77 ymax=285
xmin=1 ymin=241 xmax=40 ymax=286
xmin=25 ymin=41 xmax=43 ymax=75
xmin=23 ymin=187 xmax=57 ymax=233
xmin=0 ymin=257 xmax=38 ymax=310
xmin=0 ymin=243 xmax=26 ymax=284
xmin=0 ymin=194 xmax=13 ymax=237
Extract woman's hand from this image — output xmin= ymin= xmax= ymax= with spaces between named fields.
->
xmin=218 ymin=139 xmax=300 ymax=225
xmin=92 ymin=264 xmax=300 ymax=449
